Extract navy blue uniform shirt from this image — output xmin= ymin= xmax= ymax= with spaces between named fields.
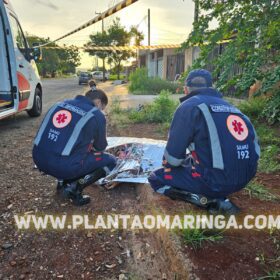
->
xmin=164 ymin=88 xmax=260 ymax=190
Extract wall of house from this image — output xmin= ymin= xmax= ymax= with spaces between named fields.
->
xmin=138 ymin=46 xmax=201 ymax=80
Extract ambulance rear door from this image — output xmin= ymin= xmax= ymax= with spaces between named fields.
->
xmin=0 ymin=0 xmax=18 ymax=118
xmin=7 ymin=9 xmax=32 ymax=112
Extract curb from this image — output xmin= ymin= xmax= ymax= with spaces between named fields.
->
xmin=135 ymin=184 xmax=199 ymax=280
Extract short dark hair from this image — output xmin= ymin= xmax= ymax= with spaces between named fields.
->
xmin=88 ymin=79 xmax=97 ymax=88
xmin=85 ymin=89 xmax=108 ymax=106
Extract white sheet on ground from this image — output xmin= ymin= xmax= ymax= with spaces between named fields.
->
xmin=100 ymin=137 xmax=167 ymax=185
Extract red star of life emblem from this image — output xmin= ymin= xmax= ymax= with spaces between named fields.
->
xmin=232 ymin=120 xmax=244 ymax=135
xmin=56 ymin=113 xmax=67 ymax=124
xmin=227 ymin=115 xmax=249 ymax=141
xmin=52 ymin=110 xmax=72 ymax=129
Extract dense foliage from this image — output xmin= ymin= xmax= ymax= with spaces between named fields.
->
xmin=183 ymin=0 xmax=279 ymax=123
xmin=26 ymin=35 xmax=81 ymax=77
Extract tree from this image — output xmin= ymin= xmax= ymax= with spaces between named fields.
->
xmin=86 ymin=18 xmax=144 ymax=79
xmin=130 ymin=25 xmax=145 ymax=46
xmin=26 ymin=35 xmax=81 ymax=77
xmin=183 ymin=0 xmax=280 ymax=98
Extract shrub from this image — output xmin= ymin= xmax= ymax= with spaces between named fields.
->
xmin=262 ymin=93 xmax=280 ymax=125
xmin=129 ymin=68 xmax=179 ymax=95
xmin=238 ymin=97 xmax=267 ymax=121
xmin=129 ymin=90 xmax=178 ymax=123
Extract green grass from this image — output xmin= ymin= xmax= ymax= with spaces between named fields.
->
xmin=109 ymin=74 xmax=126 ymax=81
xmin=258 ymin=145 xmax=280 ymax=173
xmin=245 ymin=180 xmax=278 ymax=201
xmin=236 ymin=97 xmax=280 ymax=173
xmin=110 ymin=90 xmax=178 ymax=125
xmin=255 ymin=271 xmax=280 ymax=280
xmin=256 ymin=125 xmax=280 ymax=146
xmin=182 ymin=228 xmax=223 ymax=249
xmin=129 ymin=90 xmax=179 ymax=123
xmin=253 ymin=123 xmax=280 ymax=173
xmin=244 ymin=118 xmax=280 ymax=174
xmin=129 ymin=68 xmax=179 ymax=95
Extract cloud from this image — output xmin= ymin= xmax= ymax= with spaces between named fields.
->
xmin=37 ymin=0 xmax=58 ymax=10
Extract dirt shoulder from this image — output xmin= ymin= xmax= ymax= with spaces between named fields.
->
xmin=108 ymin=121 xmax=280 ymax=280
xmin=0 ymin=112 xmax=279 ymax=280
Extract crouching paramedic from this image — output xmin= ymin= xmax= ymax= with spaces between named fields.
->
xmin=148 ymin=69 xmax=260 ymax=214
xmin=32 ymin=88 xmax=116 ymax=206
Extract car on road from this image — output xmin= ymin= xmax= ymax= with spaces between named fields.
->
xmin=78 ymin=72 xmax=92 ymax=85
xmin=92 ymin=71 xmax=110 ymax=81
xmin=0 ymin=0 xmax=43 ymax=120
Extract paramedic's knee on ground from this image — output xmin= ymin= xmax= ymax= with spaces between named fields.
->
xmin=33 ymin=85 xmax=115 ymax=206
xmin=148 ymin=69 xmax=260 ymax=213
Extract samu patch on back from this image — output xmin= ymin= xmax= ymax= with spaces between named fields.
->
xmin=227 ymin=115 xmax=248 ymax=141
xmin=52 ymin=110 xmax=72 ymax=129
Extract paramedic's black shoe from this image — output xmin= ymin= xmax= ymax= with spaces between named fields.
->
xmin=63 ymin=183 xmax=90 ymax=206
xmin=165 ymin=188 xmax=212 ymax=208
xmin=72 ymin=193 xmax=91 ymax=206
xmin=56 ymin=180 xmax=67 ymax=197
xmin=207 ymin=198 xmax=240 ymax=215
xmin=77 ymin=168 xmax=106 ymax=190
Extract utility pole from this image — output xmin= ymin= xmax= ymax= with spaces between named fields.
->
xmin=194 ymin=0 xmax=199 ymax=24
xmin=147 ymin=8 xmax=151 ymax=77
xmin=148 ymin=8 xmax=151 ymax=46
xmin=96 ymin=12 xmax=106 ymax=81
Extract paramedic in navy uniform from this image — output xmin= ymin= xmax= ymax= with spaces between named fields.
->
xmin=33 ymin=86 xmax=116 ymax=206
xmin=148 ymin=69 xmax=260 ymax=214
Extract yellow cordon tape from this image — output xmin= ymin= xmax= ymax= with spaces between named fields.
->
xmin=38 ymin=0 xmax=139 ymax=47
xmin=42 ymin=40 xmax=232 ymax=51
xmin=42 ymin=44 xmax=182 ymax=51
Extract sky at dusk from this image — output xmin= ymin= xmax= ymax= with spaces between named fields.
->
xmin=11 ymin=0 xmax=195 ymax=69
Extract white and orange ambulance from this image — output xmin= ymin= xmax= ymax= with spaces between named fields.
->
xmin=0 ymin=0 xmax=42 ymax=120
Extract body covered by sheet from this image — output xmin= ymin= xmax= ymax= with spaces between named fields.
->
xmin=99 ymin=137 xmax=166 ymax=185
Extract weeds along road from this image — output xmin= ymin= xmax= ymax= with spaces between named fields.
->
xmin=0 ymin=78 xmax=182 ymax=279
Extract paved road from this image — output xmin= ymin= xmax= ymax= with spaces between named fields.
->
xmin=40 ymin=77 xmax=162 ymax=111
xmin=0 ymin=77 xmax=182 ymax=132
xmin=40 ymin=77 xmax=181 ymax=110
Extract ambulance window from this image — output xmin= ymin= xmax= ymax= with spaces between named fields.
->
xmin=9 ymin=15 xmax=27 ymax=57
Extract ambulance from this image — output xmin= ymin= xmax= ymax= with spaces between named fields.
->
xmin=0 ymin=0 xmax=42 ymax=120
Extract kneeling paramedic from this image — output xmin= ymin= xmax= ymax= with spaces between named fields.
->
xmin=148 ymin=69 xmax=260 ymax=214
xmin=32 ymin=88 xmax=116 ymax=206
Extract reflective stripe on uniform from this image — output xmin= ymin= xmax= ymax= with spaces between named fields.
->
xmin=33 ymin=103 xmax=61 ymax=146
xmin=243 ymin=115 xmax=261 ymax=157
xmin=103 ymin=166 xmax=111 ymax=175
xmin=198 ymin=103 xmax=224 ymax=170
xmin=164 ymin=149 xmax=185 ymax=167
xmin=61 ymin=107 xmax=98 ymax=156
xmin=156 ymin=185 xmax=171 ymax=194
